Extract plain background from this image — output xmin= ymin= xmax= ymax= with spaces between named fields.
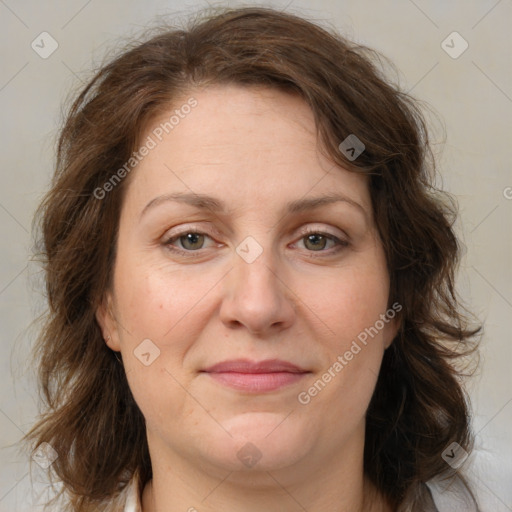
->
xmin=0 ymin=0 xmax=510 ymax=510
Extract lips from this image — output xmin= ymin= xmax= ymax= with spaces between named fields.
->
xmin=201 ymin=359 xmax=310 ymax=392
xmin=202 ymin=358 xmax=307 ymax=374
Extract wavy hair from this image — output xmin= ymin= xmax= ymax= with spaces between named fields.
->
xmin=23 ymin=6 xmax=481 ymax=511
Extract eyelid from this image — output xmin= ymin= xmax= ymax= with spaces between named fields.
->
xmin=162 ymin=223 xmax=222 ymax=242
xmin=164 ymin=222 xmax=346 ymax=241
xmin=295 ymin=223 xmax=347 ymax=240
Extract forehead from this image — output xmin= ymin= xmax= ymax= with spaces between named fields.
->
xmin=122 ymin=84 xmax=370 ymax=217
xmin=147 ymin=84 xmax=317 ymax=151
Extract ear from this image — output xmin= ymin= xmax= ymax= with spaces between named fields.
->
xmin=95 ymin=291 xmax=121 ymax=351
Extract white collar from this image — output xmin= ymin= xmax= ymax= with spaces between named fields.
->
xmin=122 ymin=471 xmax=142 ymax=512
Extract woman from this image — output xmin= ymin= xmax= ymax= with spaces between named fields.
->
xmin=24 ymin=6 xmax=481 ymax=511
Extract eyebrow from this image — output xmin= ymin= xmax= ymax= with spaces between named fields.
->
xmin=140 ymin=192 xmax=368 ymax=222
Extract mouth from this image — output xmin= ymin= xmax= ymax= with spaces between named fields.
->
xmin=200 ymin=359 xmax=311 ymax=393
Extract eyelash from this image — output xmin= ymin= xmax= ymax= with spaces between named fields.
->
xmin=162 ymin=226 xmax=349 ymax=259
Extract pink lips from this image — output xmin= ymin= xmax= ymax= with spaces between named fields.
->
xmin=201 ymin=359 xmax=310 ymax=392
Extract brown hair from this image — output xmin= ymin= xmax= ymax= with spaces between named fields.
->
xmin=24 ymin=6 xmax=481 ymax=511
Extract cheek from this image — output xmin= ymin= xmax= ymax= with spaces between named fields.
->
xmin=299 ymin=258 xmax=390 ymax=347
xmin=114 ymin=261 xmax=209 ymax=428
xmin=114 ymin=254 xmax=213 ymax=340
xmin=113 ymin=255 xmax=223 ymax=395
xmin=294 ymin=255 xmax=390 ymax=413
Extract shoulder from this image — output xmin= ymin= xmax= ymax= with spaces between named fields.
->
xmin=396 ymin=478 xmax=477 ymax=512
xmin=109 ymin=470 xmax=142 ymax=512
xmin=427 ymin=474 xmax=479 ymax=512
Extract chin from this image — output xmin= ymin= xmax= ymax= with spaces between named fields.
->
xmin=205 ymin=413 xmax=313 ymax=471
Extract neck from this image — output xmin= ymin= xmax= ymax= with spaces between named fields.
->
xmin=142 ymin=475 xmax=391 ymax=512
xmin=140 ymin=431 xmax=392 ymax=512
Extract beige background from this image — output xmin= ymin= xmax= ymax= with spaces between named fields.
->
xmin=0 ymin=0 xmax=510 ymax=510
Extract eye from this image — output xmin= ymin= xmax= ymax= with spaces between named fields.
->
xmin=162 ymin=226 xmax=349 ymax=259
xmin=293 ymin=227 xmax=349 ymax=256
xmin=163 ymin=230 xmax=217 ymax=256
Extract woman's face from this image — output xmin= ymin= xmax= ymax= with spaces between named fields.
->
xmin=97 ymin=84 xmax=398 ymax=479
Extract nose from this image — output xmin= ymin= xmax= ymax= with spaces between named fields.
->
xmin=219 ymin=243 xmax=296 ymax=336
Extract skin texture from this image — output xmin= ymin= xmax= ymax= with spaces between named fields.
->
xmin=96 ymin=84 xmax=397 ymax=512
